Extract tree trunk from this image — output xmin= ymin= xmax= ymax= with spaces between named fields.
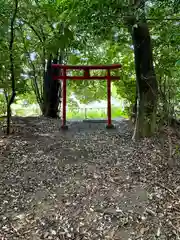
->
xmin=131 ymin=22 xmax=158 ymax=139
xmin=131 ymin=88 xmax=138 ymax=119
xmin=7 ymin=0 xmax=18 ymax=135
xmin=42 ymin=52 xmax=62 ymax=118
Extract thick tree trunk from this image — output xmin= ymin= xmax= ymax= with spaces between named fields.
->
xmin=42 ymin=53 xmax=62 ymax=118
xmin=131 ymin=23 xmax=158 ymax=139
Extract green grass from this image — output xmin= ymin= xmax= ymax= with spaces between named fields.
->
xmin=1 ymin=105 xmax=128 ymax=119
xmin=67 ymin=107 xmax=128 ymax=119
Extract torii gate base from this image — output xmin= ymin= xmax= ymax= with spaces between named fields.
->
xmin=52 ymin=64 xmax=122 ymax=130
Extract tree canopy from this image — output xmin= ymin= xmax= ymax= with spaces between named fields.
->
xmin=0 ymin=0 xmax=180 ymax=137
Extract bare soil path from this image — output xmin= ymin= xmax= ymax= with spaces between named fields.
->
xmin=0 ymin=117 xmax=180 ymax=240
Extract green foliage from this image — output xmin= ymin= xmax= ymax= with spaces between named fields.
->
xmin=0 ymin=0 xmax=179 ymax=121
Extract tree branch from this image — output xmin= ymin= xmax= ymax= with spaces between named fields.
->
xmin=147 ymin=18 xmax=180 ymax=21
xmin=19 ymin=25 xmax=43 ymax=109
xmin=23 ymin=20 xmax=43 ymax=43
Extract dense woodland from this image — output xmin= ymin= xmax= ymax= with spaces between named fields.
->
xmin=1 ymin=1 xmax=180 ymax=239
xmin=0 ymin=0 xmax=180 ymax=138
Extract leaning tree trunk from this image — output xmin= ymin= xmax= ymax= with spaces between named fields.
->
xmin=132 ymin=22 xmax=158 ymax=139
xmin=42 ymin=52 xmax=62 ymax=118
xmin=7 ymin=0 xmax=18 ymax=134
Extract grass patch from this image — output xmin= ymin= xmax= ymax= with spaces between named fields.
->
xmin=2 ymin=105 xmax=128 ymax=119
xmin=67 ymin=107 xmax=128 ymax=120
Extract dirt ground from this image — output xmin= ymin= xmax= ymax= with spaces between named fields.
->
xmin=0 ymin=117 xmax=180 ymax=240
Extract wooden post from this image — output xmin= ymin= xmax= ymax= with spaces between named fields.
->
xmin=106 ymin=69 xmax=114 ymax=129
xmin=61 ymin=68 xmax=68 ymax=130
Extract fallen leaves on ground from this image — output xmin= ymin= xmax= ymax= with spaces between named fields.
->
xmin=0 ymin=117 xmax=180 ymax=240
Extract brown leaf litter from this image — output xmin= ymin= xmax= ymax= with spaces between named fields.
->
xmin=0 ymin=117 xmax=180 ymax=240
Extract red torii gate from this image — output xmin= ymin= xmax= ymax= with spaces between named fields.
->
xmin=52 ymin=64 xmax=122 ymax=129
